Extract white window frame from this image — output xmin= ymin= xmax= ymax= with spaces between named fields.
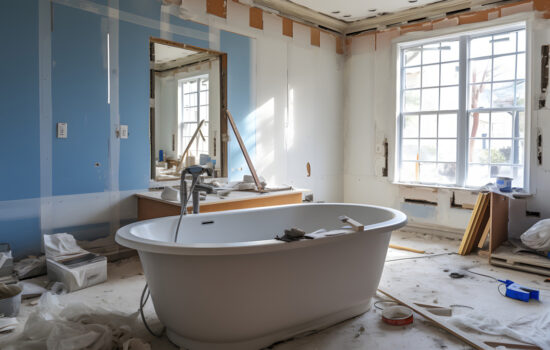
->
xmin=177 ymin=74 xmax=209 ymax=159
xmin=393 ymin=18 xmax=533 ymax=192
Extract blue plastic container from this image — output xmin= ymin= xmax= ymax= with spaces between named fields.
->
xmin=496 ymin=177 xmax=512 ymax=192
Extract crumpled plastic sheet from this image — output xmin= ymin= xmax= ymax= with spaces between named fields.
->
xmin=449 ymin=310 xmax=550 ymax=349
xmin=4 ymin=292 xmax=151 ymax=350
xmin=521 ymin=218 xmax=550 ymax=252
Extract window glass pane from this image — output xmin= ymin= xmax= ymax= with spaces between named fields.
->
xmin=404 ymin=48 xmax=421 ymax=66
xmin=469 ymin=112 xmax=490 ymax=138
xmin=516 ymin=81 xmax=525 ymax=107
xmin=469 ymin=59 xmax=492 ymax=84
xmin=517 ymin=53 xmax=526 ymax=79
xmin=493 ymin=32 xmax=516 ymax=55
xmin=467 ymin=164 xmax=490 ymax=186
xmin=469 ymin=138 xmax=490 ymax=163
xmin=423 ymin=43 xmax=440 ymax=64
xmin=490 ymin=139 xmax=513 ymax=163
xmin=493 ymin=55 xmax=516 ymax=81
xmin=517 ymin=30 xmax=526 ymax=52
xmin=419 ymin=162 xmax=438 ymax=183
xmin=199 ymin=106 xmax=209 ymax=122
xmin=420 ymin=114 xmax=437 ymax=138
xmin=400 ymin=162 xmax=417 ymax=182
xmin=405 ymin=67 xmax=421 ymax=88
xmin=404 ymin=90 xmax=420 ymax=112
xmin=419 ymin=139 xmax=437 ymax=161
xmin=437 ymin=163 xmax=456 ymax=184
xmin=491 ymin=112 xmax=513 ymax=138
xmin=440 ymin=86 xmax=459 ymax=110
xmin=185 ymin=93 xmax=197 ymax=107
xmin=438 ymin=113 xmax=457 ymax=138
xmin=422 ymin=65 xmax=439 ymax=87
xmin=403 ymin=115 xmax=419 ymax=138
xmin=470 ymin=36 xmax=492 ymax=58
xmin=441 ymin=41 xmax=459 ymax=62
xmin=470 ymin=84 xmax=491 ymax=109
xmin=199 ymin=91 xmax=208 ymax=105
xmin=438 ymin=140 xmax=456 ymax=162
xmin=441 ymin=62 xmax=459 ymax=86
xmin=402 ymin=140 xmax=418 ymax=161
xmin=187 ymin=80 xmax=197 ymax=93
xmin=492 ymin=82 xmax=515 ymax=108
xmin=182 ymin=123 xmax=196 ymax=137
xmin=421 ymin=88 xmax=439 ymax=111
xmin=183 ymin=107 xmax=197 ymax=122
xmin=516 ymin=139 xmax=525 ymax=165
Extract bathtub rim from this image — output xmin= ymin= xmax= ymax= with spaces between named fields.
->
xmin=115 ymin=203 xmax=407 ymax=256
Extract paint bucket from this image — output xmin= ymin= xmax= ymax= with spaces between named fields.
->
xmin=496 ymin=177 xmax=513 ymax=193
xmin=381 ymin=305 xmax=414 ymax=326
xmin=0 ymin=284 xmax=22 ymax=317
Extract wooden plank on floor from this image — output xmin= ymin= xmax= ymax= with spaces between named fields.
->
xmin=477 ymin=220 xmax=491 ymax=249
xmin=466 ymin=195 xmax=490 ymax=254
xmin=378 ymin=288 xmax=492 ymax=350
xmin=459 ymin=193 xmax=484 ymax=255
xmin=490 ymin=245 xmax=550 ymax=276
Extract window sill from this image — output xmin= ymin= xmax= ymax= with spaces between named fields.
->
xmin=392 ymin=181 xmax=532 ymax=198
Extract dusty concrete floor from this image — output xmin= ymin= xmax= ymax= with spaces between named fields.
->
xmin=2 ymin=230 xmax=549 ymax=349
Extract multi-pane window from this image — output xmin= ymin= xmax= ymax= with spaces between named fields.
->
xmin=398 ymin=25 xmax=527 ymax=189
xmin=179 ymin=75 xmax=209 ymax=159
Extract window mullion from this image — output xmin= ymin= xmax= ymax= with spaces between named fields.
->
xmin=456 ymin=36 xmax=469 ymax=187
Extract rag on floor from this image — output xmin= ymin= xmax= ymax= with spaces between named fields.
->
xmin=449 ymin=310 xmax=550 ymax=349
xmin=4 ymin=292 xmax=150 ymax=350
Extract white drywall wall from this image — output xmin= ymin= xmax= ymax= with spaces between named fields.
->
xmin=343 ymin=14 xmax=550 ymax=234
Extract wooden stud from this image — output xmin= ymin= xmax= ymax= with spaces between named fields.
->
xmin=282 ymin=17 xmax=293 ymax=37
xmin=206 ymin=0 xmax=226 ymax=18
xmin=477 ymin=220 xmax=490 ymax=249
xmin=249 ymin=7 xmax=263 ymax=30
xmin=535 ymin=0 xmax=550 ymax=11
xmin=388 ymin=244 xmax=425 ymax=254
xmin=226 ymin=110 xmax=263 ymax=191
xmin=310 ymin=27 xmax=320 ymax=47
xmin=458 ymin=9 xmax=490 ymax=25
xmin=458 ymin=193 xmax=483 ymax=255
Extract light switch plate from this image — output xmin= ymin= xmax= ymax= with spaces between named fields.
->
xmin=119 ymin=125 xmax=128 ymax=139
xmin=57 ymin=122 xmax=67 ymax=139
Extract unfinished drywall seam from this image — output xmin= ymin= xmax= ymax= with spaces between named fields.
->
xmin=51 ymin=0 xmax=208 ymax=42
xmin=107 ymin=0 xmax=121 ymax=239
xmin=39 ymin=0 xmax=53 ymax=239
xmin=160 ymin=4 xmax=173 ymax=41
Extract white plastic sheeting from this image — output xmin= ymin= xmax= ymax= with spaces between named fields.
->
xmin=449 ymin=310 xmax=550 ymax=349
xmin=43 ymin=233 xmax=87 ymax=260
xmin=521 ymin=218 xmax=550 ymax=251
xmin=5 ymin=293 xmax=150 ymax=350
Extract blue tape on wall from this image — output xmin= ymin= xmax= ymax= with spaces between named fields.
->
xmin=220 ymin=31 xmax=255 ymax=181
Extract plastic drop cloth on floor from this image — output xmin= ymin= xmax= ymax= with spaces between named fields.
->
xmin=4 ymin=292 xmax=150 ymax=350
xmin=449 ymin=310 xmax=550 ymax=349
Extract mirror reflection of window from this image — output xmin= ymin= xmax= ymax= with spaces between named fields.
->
xmin=179 ymin=75 xmax=209 ymax=161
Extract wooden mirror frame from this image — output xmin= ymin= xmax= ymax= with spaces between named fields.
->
xmin=149 ymin=37 xmax=228 ymax=180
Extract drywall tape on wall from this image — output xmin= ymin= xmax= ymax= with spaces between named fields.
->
xmin=39 ymin=0 xmax=54 ymax=238
xmin=107 ymin=1 xmax=121 ymax=237
xmin=52 ymin=0 xmax=209 ymax=42
xmin=160 ymin=5 xmax=174 ymax=41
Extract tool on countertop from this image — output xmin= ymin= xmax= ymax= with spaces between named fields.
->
xmin=338 ymin=215 xmax=364 ymax=231
xmin=498 ymin=280 xmax=540 ymax=302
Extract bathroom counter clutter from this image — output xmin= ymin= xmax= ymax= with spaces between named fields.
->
xmin=136 ymin=188 xmax=308 ymax=221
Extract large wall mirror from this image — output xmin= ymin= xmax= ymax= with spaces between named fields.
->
xmin=150 ymin=37 xmax=228 ymax=181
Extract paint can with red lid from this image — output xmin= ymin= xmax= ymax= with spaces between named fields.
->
xmin=381 ymin=305 xmax=414 ymax=326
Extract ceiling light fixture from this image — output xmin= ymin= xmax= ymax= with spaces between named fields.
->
xmin=369 ymin=9 xmax=377 ymax=12
xmin=343 ymin=14 xmax=352 ymax=18
xmin=331 ymin=10 xmax=340 ymax=14
xmin=408 ymin=0 xmax=418 ymax=3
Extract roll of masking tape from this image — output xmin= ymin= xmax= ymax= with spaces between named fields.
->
xmin=381 ymin=305 xmax=414 ymax=326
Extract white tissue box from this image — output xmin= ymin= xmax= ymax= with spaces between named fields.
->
xmin=46 ymin=254 xmax=107 ymax=293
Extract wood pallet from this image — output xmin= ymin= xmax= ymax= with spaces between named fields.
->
xmin=490 ymin=245 xmax=550 ymax=277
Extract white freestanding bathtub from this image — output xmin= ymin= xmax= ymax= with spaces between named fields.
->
xmin=116 ymin=203 xmax=407 ymax=350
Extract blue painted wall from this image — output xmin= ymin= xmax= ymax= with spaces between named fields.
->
xmin=0 ymin=0 xmax=253 ymax=258
xmin=220 ymin=31 xmax=255 ymax=181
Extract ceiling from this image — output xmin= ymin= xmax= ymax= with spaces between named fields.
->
xmin=290 ymin=0 xmax=449 ymax=22
xmin=154 ymin=43 xmax=197 ymax=64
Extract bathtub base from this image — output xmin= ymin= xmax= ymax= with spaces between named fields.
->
xmin=166 ymin=300 xmax=372 ymax=350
